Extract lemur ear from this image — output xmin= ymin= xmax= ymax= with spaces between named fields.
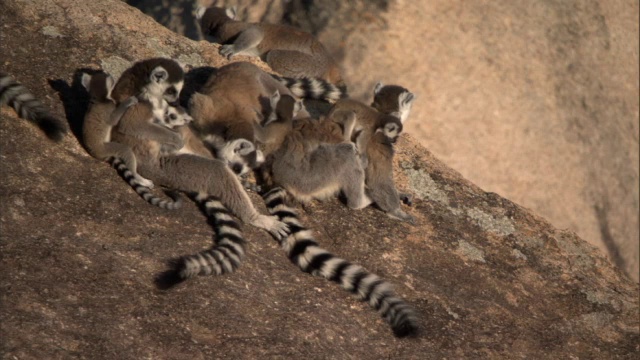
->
xmin=270 ymin=90 xmax=281 ymax=109
xmin=80 ymin=73 xmax=92 ymax=92
xmin=234 ymin=139 xmax=255 ymax=155
xmin=400 ymin=91 xmax=416 ymax=106
xmin=373 ymin=82 xmax=384 ymax=95
xmin=104 ymin=75 xmax=116 ymax=100
xmin=226 ymin=6 xmax=238 ymax=20
xmin=150 ymin=66 xmax=169 ymax=83
xmin=177 ymin=61 xmax=191 ymax=72
xmin=105 ymin=75 xmax=115 ymax=93
xmin=195 ymin=6 xmax=207 ymax=20
xmin=293 ymin=98 xmax=305 ymax=116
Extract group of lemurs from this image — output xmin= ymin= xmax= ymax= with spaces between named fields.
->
xmin=0 ymin=5 xmax=419 ymax=338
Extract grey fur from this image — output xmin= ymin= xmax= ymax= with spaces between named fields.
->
xmin=259 ymin=96 xmax=368 ymax=209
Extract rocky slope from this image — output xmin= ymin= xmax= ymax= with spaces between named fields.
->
xmin=1 ymin=1 xmax=638 ymax=358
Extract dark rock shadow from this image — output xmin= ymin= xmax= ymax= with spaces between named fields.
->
xmin=48 ymin=68 xmax=103 ymax=147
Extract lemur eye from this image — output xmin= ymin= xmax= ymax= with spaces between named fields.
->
xmin=169 ymin=113 xmax=177 ymax=120
xmin=165 ymin=87 xmax=177 ymax=96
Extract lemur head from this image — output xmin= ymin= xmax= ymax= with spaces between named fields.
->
xmin=204 ymin=136 xmax=264 ymax=176
xmin=371 ymin=82 xmax=416 ymax=124
xmin=221 ymin=139 xmax=264 ymax=176
xmin=111 ymin=58 xmax=186 ymax=105
xmin=375 ymin=114 xmax=404 ymax=144
xmin=265 ymin=91 xmax=303 ymax=126
xmin=157 ymin=105 xmax=193 ymax=129
xmin=195 ymin=6 xmax=237 ymax=38
xmin=81 ymin=72 xmax=115 ymax=102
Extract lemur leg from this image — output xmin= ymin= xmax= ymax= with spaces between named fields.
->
xmin=220 ymin=26 xmax=264 ymax=59
xmin=102 ymin=142 xmax=154 ymax=188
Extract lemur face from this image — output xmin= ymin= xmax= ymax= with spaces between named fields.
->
xmin=160 ymin=106 xmax=192 ymax=129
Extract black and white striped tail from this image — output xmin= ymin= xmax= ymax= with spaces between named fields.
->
xmin=0 ymin=72 xmax=68 ymax=141
xmin=262 ymin=187 xmax=419 ymax=337
xmin=110 ymin=158 xmax=183 ymax=210
xmin=270 ymin=74 xmax=347 ymax=102
xmin=155 ymin=194 xmax=246 ymax=289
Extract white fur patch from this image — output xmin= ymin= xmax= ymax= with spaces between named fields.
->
xmin=398 ymin=91 xmax=415 ymax=124
xmin=373 ymin=82 xmax=384 ymax=95
xmin=195 ymin=6 xmax=207 ymax=20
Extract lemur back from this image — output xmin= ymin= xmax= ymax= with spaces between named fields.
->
xmin=257 ymin=94 xmax=368 ymax=209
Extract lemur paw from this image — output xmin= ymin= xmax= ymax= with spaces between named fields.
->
xmin=388 ymin=209 xmax=415 ymax=224
xmin=123 ymin=96 xmax=139 ymax=107
xmin=136 ymin=175 xmax=155 ymax=189
xmin=252 ymin=215 xmax=290 ymax=240
xmin=219 ymin=45 xmax=236 ymax=59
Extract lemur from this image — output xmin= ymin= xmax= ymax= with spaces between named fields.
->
xmin=81 ymin=71 xmax=184 ymax=210
xmin=0 ymin=71 xmax=68 ymax=141
xmin=371 ymin=82 xmax=417 ymax=206
xmin=196 ymin=6 xmax=344 ymax=88
xmin=328 ymin=98 xmax=414 ymax=222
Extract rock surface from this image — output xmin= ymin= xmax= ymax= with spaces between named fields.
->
xmin=1 ymin=0 xmax=638 ymax=358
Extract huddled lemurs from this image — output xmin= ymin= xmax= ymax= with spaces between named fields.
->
xmin=57 ymin=3 xmax=420 ymax=339
xmin=196 ymin=6 xmax=344 ymax=87
xmin=187 ymin=61 xmax=345 ymax=174
xmin=108 ymin=58 xmax=290 ymax=247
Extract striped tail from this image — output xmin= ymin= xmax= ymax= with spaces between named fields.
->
xmin=0 ymin=71 xmax=68 ymax=141
xmin=270 ymin=74 xmax=347 ymax=102
xmin=110 ymin=158 xmax=183 ymax=210
xmin=262 ymin=187 xmax=419 ymax=337
xmin=155 ymin=194 xmax=247 ymax=289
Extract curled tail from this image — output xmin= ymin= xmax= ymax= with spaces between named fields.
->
xmin=262 ymin=187 xmax=419 ymax=337
xmin=270 ymin=74 xmax=347 ymax=102
xmin=0 ymin=71 xmax=68 ymax=141
xmin=155 ymin=194 xmax=247 ymax=289
xmin=110 ymin=158 xmax=183 ymax=210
